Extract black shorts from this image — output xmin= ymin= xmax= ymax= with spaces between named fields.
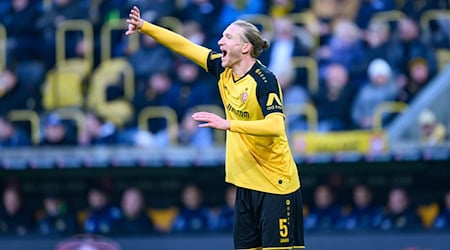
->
xmin=233 ymin=187 xmax=305 ymax=249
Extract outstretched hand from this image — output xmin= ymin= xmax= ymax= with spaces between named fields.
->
xmin=125 ymin=6 xmax=144 ymax=36
xmin=192 ymin=112 xmax=230 ymax=131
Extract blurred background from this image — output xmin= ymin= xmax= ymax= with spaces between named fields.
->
xmin=0 ymin=0 xmax=450 ymax=249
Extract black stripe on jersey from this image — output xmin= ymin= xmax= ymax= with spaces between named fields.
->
xmin=206 ymin=50 xmax=225 ymax=79
xmin=250 ymin=62 xmax=284 ymax=117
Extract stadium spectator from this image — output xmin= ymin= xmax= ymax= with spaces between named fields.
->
xmin=1 ymin=0 xmax=42 ymax=66
xmin=401 ymin=0 xmax=449 ymax=21
xmin=276 ymin=66 xmax=310 ymax=133
xmin=172 ymin=58 xmax=218 ymax=120
xmin=171 ymin=184 xmax=210 ymax=232
xmin=433 ymin=191 xmax=450 ymax=230
xmin=127 ymin=34 xmax=174 ymax=84
xmin=79 ymin=111 xmax=118 ymax=146
xmin=175 ymin=0 xmax=222 ymax=38
xmin=0 ymin=115 xmax=30 ymax=148
xmin=313 ymin=63 xmax=355 ymax=131
xmin=352 ymin=58 xmax=398 ymax=129
xmin=209 ymin=185 xmax=236 ymax=232
xmin=37 ymin=192 xmax=77 ymax=235
xmin=35 ymin=0 xmax=89 ymax=69
xmin=389 ymin=17 xmax=437 ymax=78
xmin=260 ymin=17 xmax=309 ymax=85
xmin=178 ymin=109 xmax=214 ymax=148
xmin=397 ymin=57 xmax=431 ymax=103
xmin=316 ymin=19 xmax=366 ymax=81
xmin=118 ymin=187 xmax=153 ymax=235
xmin=40 ymin=113 xmax=77 ymax=146
xmin=339 ymin=185 xmax=383 ymax=230
xmin=304 ymin=185 xmax=343 ymax=231
xmin=83 ymin=184 xmax=122 ymax=235
xmin=0 ymin=186 xmax=34 ymax=235
xmin=379 ymin=188 xmax=422 ymax=231
xmin=354 ymin=0 xmax=396 ymax=29
xmin=363 ymin=20 xmax=397 ymax=74
xmin=0 ymin=68 xmax=30 ymax=115
xmin=417 ymin=109 xmax=447 ymax=145
xmin=215 ymin=0 xmax=266 ymax=35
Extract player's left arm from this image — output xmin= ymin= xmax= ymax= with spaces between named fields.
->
xmin=191 ymin=112 xmax=285 ymax=137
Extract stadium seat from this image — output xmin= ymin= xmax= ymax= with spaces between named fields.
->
xmin=370 ymin=10 xmax=406 ymax=25
xmin=287 ymin=12 xmax=320 ymax=51
xmin=158 ymin=16 xmax=183 ymax=34
xmin=417 ymin=202 xmax=439 ymax=229
xmin=147 ymin=207 xmax=179 ymax=233
xmin=87 ymin=59 xmax=134 ymax=127
xmin=42 ymin=70 xmax=83 ymax=110
xmin=239 ymin=14 xmax=273 ymax=37
xmin=138 ymin=106 xmax=179 ymax=146
xmin=101 ymin=19 xmax=139 ymax=62
xmin=8 ymin=109 xmax=40 ymax=145
xmin=192 ymin=105 xmax=226 ymax=146
xmin=284 ymin=103 xmax=318 ymax=131
xmin=372 ymin=101 xmax=408 ymax=132
xmin=291 ymin=56 xmax=319 ymax=94
xmin=56 ymin=20 xmax=94 ymax=79
xmin=0 ymin=23 xmax=5 ymax=71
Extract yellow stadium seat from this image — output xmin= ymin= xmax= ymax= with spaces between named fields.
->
xmin=147 ymin=207 xmax=179 ymax=233
xmin=417 ymin=203 xmax=440 ymax=229
xmin=87 ymin=59 xmax=134 ymax=127
xmin=42 ymin=70 xmax=83 ymax=110
xmin=370 ymin=10 xmax=406 ymax=25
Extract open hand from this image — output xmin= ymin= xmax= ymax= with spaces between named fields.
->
xmin=125 ymin=6 xmax=143 ymax=36
xmin=192 ymin=112 xmax=230 ymax=130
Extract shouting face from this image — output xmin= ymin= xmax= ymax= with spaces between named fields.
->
xmin=217 ymin=24 xmax=250 ymax=68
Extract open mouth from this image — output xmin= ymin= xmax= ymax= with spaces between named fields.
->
xmin=222 ymin=50 xmax=228 ymax=58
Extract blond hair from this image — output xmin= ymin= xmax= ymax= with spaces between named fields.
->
xmin=232 ymin=20 xmax=270 ymax=58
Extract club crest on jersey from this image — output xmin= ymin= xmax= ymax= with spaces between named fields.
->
xmin=241 ymin=91 xmax=248 ymax=103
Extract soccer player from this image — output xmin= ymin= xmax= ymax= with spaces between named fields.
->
xmin=126 ymin=6 xmax=304 ymax=250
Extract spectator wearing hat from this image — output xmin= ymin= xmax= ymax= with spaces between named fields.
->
xmin=352 ymin=58 xmax=398 ymax=129
xmin=40 ymin=113 xmax=77 ymax=146
xmin=418 ymin=109 xmax=447 ymax=146
xmin=38 ymin=192 xmax=77 ymax=235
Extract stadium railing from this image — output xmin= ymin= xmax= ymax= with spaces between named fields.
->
xmin=0 ymin=23 xmax=5 ymax=71
xmin=291 ymin=56 xmax=319 ymax=94
xmin=372 ymin=101 xmax=408 ymax=133
xmin=8 ymin=109 xmax=41 ymax=145
xmin=138 ymin=106 xmax=179 ymax=146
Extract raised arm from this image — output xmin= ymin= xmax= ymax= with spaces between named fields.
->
xmin=126 ymin=6 xmax=211 ymax=70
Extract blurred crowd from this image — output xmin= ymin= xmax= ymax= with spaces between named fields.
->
xmin=1 ymin=0 xmax=449 ymax=149
xmin=1 ymin=182 xmax=450 ymax=237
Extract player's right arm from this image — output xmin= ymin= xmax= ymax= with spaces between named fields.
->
xmin=126 ymin=6 xmax=211 ymax=71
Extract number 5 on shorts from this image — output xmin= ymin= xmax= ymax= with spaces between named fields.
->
xmin=279 ymin=218 xmax=288 ymax=238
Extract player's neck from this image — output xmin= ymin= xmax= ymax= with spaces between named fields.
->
xmin=232 ymin=56 xmax=256 ymax=79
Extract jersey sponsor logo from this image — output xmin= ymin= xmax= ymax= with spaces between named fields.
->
xmin=227 ymin=104 xmax=250 ymax=119
xmin=266 ymin=93 xmax=283 ymax=110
